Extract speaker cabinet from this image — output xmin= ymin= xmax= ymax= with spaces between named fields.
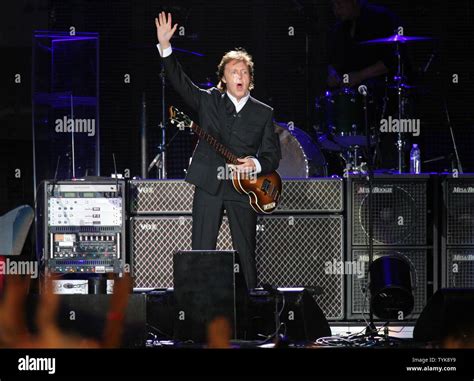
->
xmin=347 ymin=174 xmax=436 ymax=321
xmin=349 ymin=248 xmax=427 ymax=319
xmin=130 ymin=216 xmax=232 ymax=289
xmin=442 ymin=175 xmax=474 ymax=288
xmin=128 ymin=179 xmax=344 ymax=215
xmin=444 ymin=176 xmax=474 ymax=245
xmin=445 ymin=248 xmax=474 ymax=288
xmin=255 ymin=215 xmax=344 ymax=320
xmin=350 ymin=175 xmax=428 ymax=246
xmin=129 ymin=180 xmax=195 ymax=215
xmin=131 ymin=215 xmax=345 ymax=321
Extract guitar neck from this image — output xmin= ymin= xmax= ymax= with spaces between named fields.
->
xmin=190 ymin=121 xmax=239 ymax=165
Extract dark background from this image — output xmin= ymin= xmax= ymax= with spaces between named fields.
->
xmin=1 ymin=0 xmax=473 ymax=256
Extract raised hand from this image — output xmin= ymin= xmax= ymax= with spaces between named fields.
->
xmin=155 ymin=12 xmax=177 ymax=50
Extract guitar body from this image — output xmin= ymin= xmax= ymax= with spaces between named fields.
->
xmin=169 ymin=106 xmax=282 ymax=214
xmin=232 ymin=170 xmax=282 ymax=214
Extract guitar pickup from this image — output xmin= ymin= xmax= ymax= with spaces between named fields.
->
xmin=261 ymin=179 xmax=271 ymax=194
xmin=263 ymin=202 xmax=276 ymax=211
xmin=272 ymin=189 xmax=280 ymax=200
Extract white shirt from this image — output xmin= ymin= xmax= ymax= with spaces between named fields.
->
xmin=157 ymin=44 xmax=261 ymax=173
xmin=226 ymin=90 xmax=250 ymax=114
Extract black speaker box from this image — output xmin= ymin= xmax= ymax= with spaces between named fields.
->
xmin=349 ymin=174 xmax=430 ymax=246
xmin=173 ymin=250 xmax=244 ymax=343
xmin=346 ymin=174 xmax=437 ymax=321
xmin=442 ymin=175 xmax=474 ymax=289
xmin=414 ymin=288 xmax=474 ymax=342
xmin=247 ymin=288 xmax=331 ymax=342
xmin=443 ymin=175 xmax=474 ymax=246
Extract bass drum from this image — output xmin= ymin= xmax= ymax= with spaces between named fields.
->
xmin=274 ymin=122 xmax=327 ymax=178
xmin=315 ymin=87 xmax=377 ymax=148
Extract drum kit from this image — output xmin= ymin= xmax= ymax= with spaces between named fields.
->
xmin=274 ymin=121 xmax=328 ymax=178
xmin=278 ymin=33 xmax=435 ymax=179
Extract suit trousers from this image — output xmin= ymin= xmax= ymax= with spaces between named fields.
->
xmin=191 ymin=182 xmax=257 ymax=289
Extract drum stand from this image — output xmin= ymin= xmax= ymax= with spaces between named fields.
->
xmin=341 ymin=145 xmax=368 ymax=174
xmin=395 ymin=41 xmax=407 ymax=174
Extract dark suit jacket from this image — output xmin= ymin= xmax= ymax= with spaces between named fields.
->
xmin=162 ymin=52 xmax=281 ymax=196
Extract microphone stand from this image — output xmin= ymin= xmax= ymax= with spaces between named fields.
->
xmin=160 ymin=63 xmax=167 ymax=179
xmin=148 ymin=128 xmax=181 ymax=175
xmin=149 ymin=63 xmax=168 ymax=179
xmin=444 ymin=99 xmax=463 ymax=174
xmin=395 ymin=41 xmax=406 ymax=174
xmin=360 ymin=85 xmax=377 ymax=335
xmin=262 ymin=284 xmax=282 ymax=342
xmin=140 ymin=92 xmax=148 ymax=178
xmin=292 ymin=0 xmax=316 ymax=131
xmin=70 ymin=93 xmax=76 ymax=178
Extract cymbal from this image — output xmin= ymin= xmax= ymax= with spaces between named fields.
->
xmin=387 ymin=83 xmax=417 ymax=89
xmin=359 ymin=35 xmax=433 ymax=45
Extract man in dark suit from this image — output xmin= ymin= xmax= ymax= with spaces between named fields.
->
xmin=155 ymin=12 xmax=280 ymax=289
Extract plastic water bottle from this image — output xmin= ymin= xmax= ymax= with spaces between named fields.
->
xmin=410 ymin=144 xmax=421 ymax=174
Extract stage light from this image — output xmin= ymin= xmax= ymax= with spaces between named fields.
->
xmin=369 ymin=255 xmax=414 ymax=320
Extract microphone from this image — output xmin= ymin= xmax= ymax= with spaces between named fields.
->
xmin=358 ymin=85 xmax=368 ymax=96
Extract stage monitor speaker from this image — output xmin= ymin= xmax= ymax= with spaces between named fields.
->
xmin=413 ymin=288 xmax=474 ymax=342
xmin=26 ymin=294 xmax=147 ymax=348
xmin=173 ymin=250 xmax=241 ymax=343
xmin=248 ymin=288 xmax=331 ymax=342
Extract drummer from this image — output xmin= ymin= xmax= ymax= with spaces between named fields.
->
xmin=327 ymin=0 xmax=401 ymax=89
xmin=326 ymin=0 xmax=408 ymax=170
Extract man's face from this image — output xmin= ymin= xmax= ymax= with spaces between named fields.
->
xmin=222 ymin=60 xmax=250 ymax=100
xmin=332 ymin=0 xmax=359 ymax=21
